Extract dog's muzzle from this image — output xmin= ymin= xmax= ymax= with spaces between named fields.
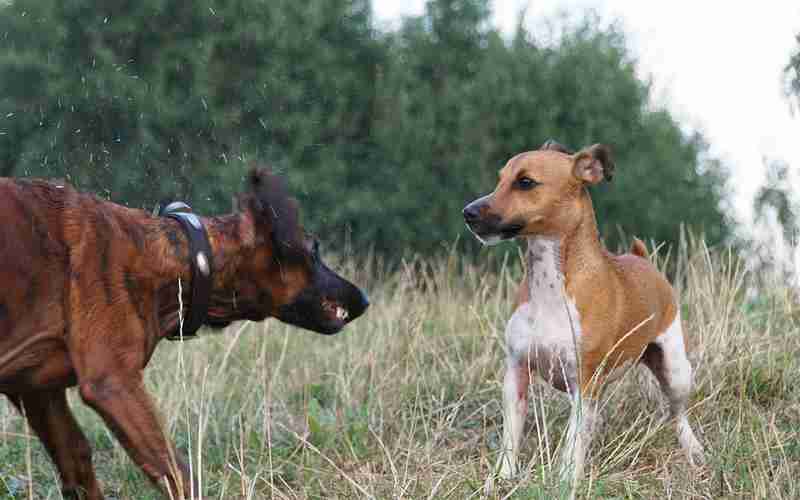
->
xmin=276 ymin=263 xmax=369 ymax=335
xmin=463 ymin=197 xmax=523 ymax=245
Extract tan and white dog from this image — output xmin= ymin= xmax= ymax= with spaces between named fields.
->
xmin=463 ymin=140 xmax=704 ymax=489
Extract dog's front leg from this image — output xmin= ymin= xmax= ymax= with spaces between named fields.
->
xmin=497 ymin=359 xmax=530 ymax=479
xmin=68 ymin=314 xmax=194 ymax=496
xmin=77 ymin=373 xmax=194 ymax=498
xmin=559 ymin=391 xmax=597 ymax=496
xmin=67 ymin=269 xmax=195 ymax=497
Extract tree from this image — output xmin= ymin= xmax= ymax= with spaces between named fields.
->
xmin=363 ymin=7 xmax=730 ymax=254
xmin=754 ymin=160 xmax=798 ymax=243
xmin=748 ymin=159 xmax=798 ymax=285
xmin=0 ymin=0 xmax=382 ymax=214
xmin=0 ymin=0 xmax=732 ymax=257
xmin=786 ymin=34 xmax=800 ymax=112
xmin=743 ymin=38 xmax=800 ymax=285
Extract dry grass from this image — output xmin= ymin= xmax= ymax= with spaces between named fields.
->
xmin=1 ymin=238 xmax=799 ymax=499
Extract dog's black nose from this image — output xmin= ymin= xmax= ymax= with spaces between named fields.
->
xmin=346 ymin=287 xmax=370 ymax=322
xmin=463 ymin=204 xmax=480 ymax=222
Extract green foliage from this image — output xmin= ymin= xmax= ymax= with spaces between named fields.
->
xmin=0 ymin=0 xmax=730 ymax=256
xmin=378 ymin=9 xmax=730 ymax=253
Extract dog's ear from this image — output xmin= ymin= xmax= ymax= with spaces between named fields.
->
xmin=540 ymin=139 xmax=573 ymax=155
xmin=572 ymin=144 xmax=614 ymax=184
xmin=245 ymin=168 xmax=302 ymax=257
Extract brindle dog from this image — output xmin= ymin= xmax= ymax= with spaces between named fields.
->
xmin=0 ymin=168 xmax=369 ymax=499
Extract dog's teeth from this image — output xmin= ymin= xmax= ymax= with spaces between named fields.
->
xmin=336 ymin=307 xmax=349 ymax=320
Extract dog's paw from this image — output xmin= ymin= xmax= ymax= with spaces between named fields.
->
xmin=680 ymin=429 xmax=706 ymax=467
xmin=484 ymin=462 xmax=517 ymax=497
xmin=498 ymin=461 xmax=517 ymax=480
xmin=687 ymin=445 xmax=706 ymax=468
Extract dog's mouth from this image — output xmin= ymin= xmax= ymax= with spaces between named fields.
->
xmin=300 ymin=300 xmax=356 ymax=335
xmin=322 ymin=298 xmax=350 ymax=323
xmin=276 ymin=285 xmax=369 ymax=336
xmin=276 ymin=298 xmax=343 ymax=335
xmin=466 ymin=219 xmax=525 ymax=245
xmin=500 ymin=222 xmax=524 ymax=239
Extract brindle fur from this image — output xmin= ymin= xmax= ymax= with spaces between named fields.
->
xmin=0 ymin=169 xmax=368 ymax=499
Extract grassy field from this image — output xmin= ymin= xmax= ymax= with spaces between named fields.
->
xmin=1 ymin=239 xmax=799 ymax=499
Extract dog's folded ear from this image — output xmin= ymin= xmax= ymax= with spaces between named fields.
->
xmin=540 ymin=139 xmax=574 ymax=155
xmin=244 ymin=168 xmax=302 ymax=258
xmin=572 ymin=144 xmax=614 ymax=184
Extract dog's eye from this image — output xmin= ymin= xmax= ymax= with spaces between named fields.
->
xmin=515 ymin=177 xmax=538 ymax=190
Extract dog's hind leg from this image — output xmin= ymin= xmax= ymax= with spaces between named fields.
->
xmin=642 ymin=314 xmax=705 ymax=466
xmin=8 ymin=390 xmax=102 ymax=500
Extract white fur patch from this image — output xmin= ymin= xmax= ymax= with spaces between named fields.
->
xmin=653 ymin=314 xmax=690 ymax=389
xmin=506 ymin=237 xmax=581 ymax=391
xmin=651 ymin=313 xmax=705 ymax=464
xmin=559 ymin=393 xmax=597 ymax=486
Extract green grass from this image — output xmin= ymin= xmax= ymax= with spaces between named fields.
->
xmin=1 ymin=241 xmax=799 ymax=499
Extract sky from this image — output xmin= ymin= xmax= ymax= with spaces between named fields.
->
xmin=373 ymin=0 xmax=800 ymax=225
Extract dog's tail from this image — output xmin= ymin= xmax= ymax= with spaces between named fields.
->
xmin=630 ymin=237 xmax=648 ymax=259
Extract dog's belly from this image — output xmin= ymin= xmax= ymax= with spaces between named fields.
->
xmin=0 ymin=353 xmax=76 ymax=393
xmin=506 ymin=301 xmax=581 ymax=393
xmin=0 ymin=326 xmax=76 ymax=392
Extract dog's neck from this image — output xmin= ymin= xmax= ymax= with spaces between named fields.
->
xmin=528 ymin=193 xmax=608 ymax=295
xmin=154 ymin=211 xmax=266 ymax=337
xmin=525 ymin=237 xmax=564 ymax=308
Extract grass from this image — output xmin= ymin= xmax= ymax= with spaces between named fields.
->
xmin=1 ymin=238 xmax=800 ymax=499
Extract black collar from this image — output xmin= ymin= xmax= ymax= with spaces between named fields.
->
xmin=159 ymin=202 xmax=214 ymax=341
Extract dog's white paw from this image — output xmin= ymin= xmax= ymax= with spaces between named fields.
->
xmin=498 ymin=462 xmax=517 ymax=480
xmin=678 ymin=421 xmax=705 ymax=467
xmin=484 ymin=459 xmax=517 ymax=496
xmin=687 ymin=444 xmax=706 ymax=467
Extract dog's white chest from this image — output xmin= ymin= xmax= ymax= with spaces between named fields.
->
xmin=505 ymin=238 xmax=581 ymax=391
